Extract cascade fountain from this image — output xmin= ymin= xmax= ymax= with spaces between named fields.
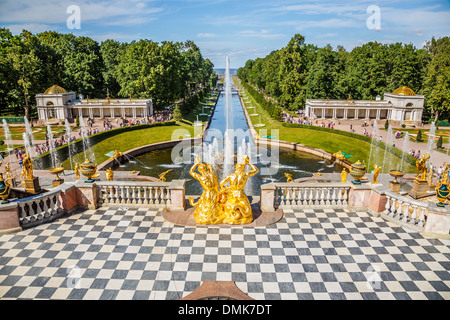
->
xmin=426 ymin=121 xmax=436 ymax=167
xmin=400 ymin=132 xmax=410 ymax=172
xmin=46 ymin=125 xmax=59 ymax=169
xmin=223 ymin=56 xmax=235 ymax=176
xmin=64 ymin=120 xmax=75 ymax=170
xmin=23 ymin=116 xmax=35 ymax=157
xmin=79 ymin=116 xmax=96 ymax=163
xmin=2 ymin=120 xmax=14 ymax=164
xmin=382 ymin=124 xmax=394 ymax=173
xmin=367 ymin=120 xmax=379 ymax=172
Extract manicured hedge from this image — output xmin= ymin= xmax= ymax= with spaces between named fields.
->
xmin=241 ymin=81 xmax=283 ymax=121
xmin=282 ymin=122 xmax=417 ymax=166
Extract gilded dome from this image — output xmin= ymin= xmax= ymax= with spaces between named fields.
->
xmin=44 ymin=85 xmax=68 ymax=95
xmin=392 ymin=86 xmax=416 ymax=96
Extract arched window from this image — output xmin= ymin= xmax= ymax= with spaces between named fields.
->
xmin=46 ymin=101 xmax=54 ymax=107
xmin=406 ymin=102 xmax=414 ymax=108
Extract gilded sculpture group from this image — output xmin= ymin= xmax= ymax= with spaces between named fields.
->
xmin=188 ymin=155 xmax=258 ymax=225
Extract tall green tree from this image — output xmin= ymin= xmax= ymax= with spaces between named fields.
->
xmin=6 ymin=30 xmax=41 ymax=118
xmin=422 ymin=37 xmax=450 ymax=121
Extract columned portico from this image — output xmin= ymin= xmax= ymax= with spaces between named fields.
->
xmin=305 ymin=86 xmax=425 ymax=126
xmin=36 ymin=85 xmax=153 ymax=124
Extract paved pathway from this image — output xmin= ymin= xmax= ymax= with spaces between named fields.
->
xmin=0 ymin=206 xmax=448 ymax=300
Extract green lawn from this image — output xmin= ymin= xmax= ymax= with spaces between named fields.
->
xmin=0 ymin=125 xmax=69 ymax=141
xmin=238 ymin=86 xmax=416 ymax=174
xmin=61 ymin=122 xmax=196 ymax=168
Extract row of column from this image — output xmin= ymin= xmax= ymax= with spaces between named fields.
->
xmin=74 ymin=106 xmax=150 ymax=119
xmin=310 ymin=107 xmax=390 ymax=120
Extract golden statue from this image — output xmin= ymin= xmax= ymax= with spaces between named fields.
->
xmin=74 ymin=163 xmax=80 ymax=180
xmin=372 ymin=165 xmax=381 ymax=184
xmin=333 ymin=151 xmax=345 ymax=160
xmin=158 ymin=169 xmax=172 ymax=182
xmin=188 ymin=156 xmax=224 ymax=225
xmin=111 ymin=150 xmax=123 ymax=160
xmin=415 ymin=153 xmax=430 ymax=182
xmin=105 ymin=168 xmax=114 ymax=181
xmin=341 ymin=168 xmax=348 ymax=183
xmin=20 ymin=151 xmax=34 ymax=180
xmin=4 ymin=163 xmax=14 ymax=188
xmin=284 ymin=172 xmax=294 ymax=183
xmin=219 ymin=155 xmax=258 ymax=225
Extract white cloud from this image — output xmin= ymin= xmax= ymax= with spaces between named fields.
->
xmin=2 ymin=23 xmax=58 ymax=34
xmin=196 ymin=33 xmax=216 ymax=38
xmin=0 ymin=0 xmax=163 ymax=26
xmin=239 ymin=29 xmax=285 ymax=39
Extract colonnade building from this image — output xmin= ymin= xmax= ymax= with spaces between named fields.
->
xmin=36 ymin=85 xmax=153 ymax=124
xmin=305 ymin=86 xmax=425 ymax=127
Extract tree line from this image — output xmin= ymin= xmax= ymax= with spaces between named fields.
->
xmin=237 ymin=34 xmax=450 ymax=122
xmin=0 ymin=28 xmax=217 ymax=118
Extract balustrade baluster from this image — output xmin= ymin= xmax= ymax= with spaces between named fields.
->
xmin=396 ymin=200 xmax=403 ymax=220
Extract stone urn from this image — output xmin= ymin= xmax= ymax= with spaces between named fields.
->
xmin=0 ymin=173 xmax=11 ymax=204
xmin=349 ymin=161 xmax=366 ymax=185
xmin=436 ymin=182 xmax=449 ymax=207
xmin=389 ymin=170 xmax=405 ymax=184
xmin=80 ymin=159 xmax=100 ymax=183
xmin=49 ymin=167 xmax=64 ymax=181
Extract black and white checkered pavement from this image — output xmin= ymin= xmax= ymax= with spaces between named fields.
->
xmin=0 ymin=207 xmax=449 ymax=300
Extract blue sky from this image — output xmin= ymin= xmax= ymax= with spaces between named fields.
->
xmin=1 ymin=0 xmax=449 ymax=68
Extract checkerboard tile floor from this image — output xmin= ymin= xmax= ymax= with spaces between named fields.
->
xmin=0 ymin=207 xmax=449 ymax=300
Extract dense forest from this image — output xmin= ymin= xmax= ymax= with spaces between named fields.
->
xmin=0 ymin=28 xmax=217 ymax=118
xmin=237 ymin=34 xmax=450 ymax=122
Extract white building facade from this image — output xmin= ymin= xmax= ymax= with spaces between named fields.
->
xmin=36 ymin=85 xmax=153 ymax=124
xmin=305 ymin=86 xmax=425 ymax=127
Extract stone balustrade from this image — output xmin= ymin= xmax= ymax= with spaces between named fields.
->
xmin=261 ymin=182 xmax=351 ymax=211
xmin=382 ymin=190 xmax=428 ymax=231
xmin=17 ymin=189 xmax=64 ymax=228
xmin=97 ymin=180 xmax=186 ymax=210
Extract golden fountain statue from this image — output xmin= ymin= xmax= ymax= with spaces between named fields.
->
xmin=74 ymin=163 xmax=80 ymax=180
xmin=110 ymin=150 xmax=123 ymax=160
xmin=105 ymin=168 xmax=114 ymax=181
xmin=372 ymin=164 xmax=381 ymax=184
xmin=21 ymin=151 xmax=34 ymax=180
xmin=219 ymin=155 xmax=259 ymax=225
xmin=188 ymin=156 xmax=225 ymax=225
xmin=158 ymin=169 xmax=173 ymax=182
xmin=20 ymin=150 xmax=41 ymax=194
xmin=188 ymin=155 xmax=258 ymax=225
xmin=415 ymin=152 xmax=430 ymax=182
xmin=284 ymin=172 xmax=294 ymax=183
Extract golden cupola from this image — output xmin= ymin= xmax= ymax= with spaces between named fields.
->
xmin=44 ymin=85 xmax=68 ymax=95
xmin=392 ymin=86 xmax=416 ymax=96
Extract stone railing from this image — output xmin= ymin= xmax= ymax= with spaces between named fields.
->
xmin=382 ymin=190 xmax=428 ymax=231
xmin=96 ymin=180 xmax=186 ymax=210
xmin=261 ymin=182 xmax=351 ymax=211
xmin=17 ymin=189 xmax=64 ymax=228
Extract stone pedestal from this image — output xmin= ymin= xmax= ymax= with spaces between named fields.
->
xmin=389 ymin=181 xmax=401 ymax=194
xmin=52 ymin=179 xmax=64 ymax=188
xmin=24 ymin=177 xmax=41 ymax=194
xmin=409 ymin=179 xmax=428 ymax=199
